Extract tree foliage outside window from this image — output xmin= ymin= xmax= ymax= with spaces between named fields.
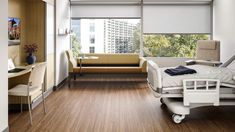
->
xmin=71 ymin=35 xmax=81 ymax=58
xmin=143 ymin=34 xmax=209 ymax=58
xmin=132 ymin=23 xmax=140 ymax=53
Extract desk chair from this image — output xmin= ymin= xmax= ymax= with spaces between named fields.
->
xmin=8 ymin=62 xmax=47 ymax=125
xmin=185 ymin=40 xmax=221 ymax=66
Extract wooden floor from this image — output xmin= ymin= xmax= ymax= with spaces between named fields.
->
xmin=9 ymin=74 xmax=235 ymax=132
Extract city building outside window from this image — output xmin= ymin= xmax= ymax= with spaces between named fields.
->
xmin=89 ymin=23 xmax=95 ymax=32
xmin=89 ymin=46 xmax=95 ymax=53
xmin=90 ymin=34 xmax=95 ymax=44
xmin=71 ymin=19 xmax=140 ymax=54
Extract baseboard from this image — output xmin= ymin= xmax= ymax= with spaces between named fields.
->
xmin=2 ymin=126 xmax=9 ymax=132
xmin=53 ymin=77 xmax=68 ymax=91
xmin=31 ymin=87 xmax=53 ymax=109
xmin=76 ymin=73 xmax=147 ymax=77
xmin=9 ymin=87 xmax=54 ymax=111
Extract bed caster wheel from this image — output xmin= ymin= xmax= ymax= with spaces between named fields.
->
xmin=160 ymin=98 xmax=164 ymax=104
xmin=172 ymin=114 xmax=185 ymax=124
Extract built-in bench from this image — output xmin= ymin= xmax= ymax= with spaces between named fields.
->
xmin=66 ymin=51 xmax=147 ymax=87
xmin=77 ymin=53 xmax=147 ymax=73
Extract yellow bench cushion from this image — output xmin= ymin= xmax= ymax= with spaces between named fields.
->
xmin=79 ymin=53 xmax=140 ymax=65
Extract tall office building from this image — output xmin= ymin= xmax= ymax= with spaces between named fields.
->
xmin=79 ymin=19 xmax=137 ymax=53
xmin=104 ymin=19 xmax=136 ymax=53
xmin=80 ymin=19 xmax=105 ymax=53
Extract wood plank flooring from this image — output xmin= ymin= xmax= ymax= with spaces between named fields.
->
xmin=9 ymin=74 xmax=235 ymax=132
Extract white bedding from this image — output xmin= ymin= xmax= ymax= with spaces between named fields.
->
xmin=161 ymin=65 xmax=235 ymax=88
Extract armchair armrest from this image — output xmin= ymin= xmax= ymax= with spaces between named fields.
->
xmin=185 ymin=59 xmax=222 ymax=67
xmin=233 ymin=76 xmax=235 ymax=81
xmin=185 ymin=60 xmax=196 ymax=65
xmin=139 ymin=57 xmax=147 ymax=73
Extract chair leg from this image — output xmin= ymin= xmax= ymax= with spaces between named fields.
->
xmin=28 ymin=95 xmax=32 ymax=125
xmin=42 ymin=88 xmax=46 ymax=114
xmin=20 ymin=96 xmax=22 ymax=113
xmin=68 ymin=73 xmax=71 ymax=88
xmin=73 ymin=73 xmax=76 ymax=80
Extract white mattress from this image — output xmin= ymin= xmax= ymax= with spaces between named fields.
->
xmin=161 ymin=65 xmax=235 ymax=88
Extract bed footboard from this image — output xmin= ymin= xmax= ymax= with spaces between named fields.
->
xmin=147 ymin=61 xmax=162 ymax=97
xmin=183 ymin=79 xmax=220 ymax=106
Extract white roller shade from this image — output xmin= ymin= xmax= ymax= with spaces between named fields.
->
xmin=143 ymin=5 xmax=211 ymax=34
xmin=71 ymin=5 xmax=140 ymax=18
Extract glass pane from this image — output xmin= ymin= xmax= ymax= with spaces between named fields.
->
xmin=71 ymin=19 xmax=140 ymax=55
xmin=143 ymin=34 xmax=209 ymax=57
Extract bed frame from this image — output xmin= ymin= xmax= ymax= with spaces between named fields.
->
xmin=147 ymin=60 xmax=235 ymax=123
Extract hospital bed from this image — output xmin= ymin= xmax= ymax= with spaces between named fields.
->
xmin=147 ymin=56 xmax=235 ymax=123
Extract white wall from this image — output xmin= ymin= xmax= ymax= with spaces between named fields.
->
xmin=0 ymin=0 xmax=8 ymax=131
xmin=55 ymin=0 xmax=70 ymax=85
xmin=213 ymin=0 xmax=235 ymax=62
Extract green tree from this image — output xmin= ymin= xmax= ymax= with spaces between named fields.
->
xmin=143 ymin=34 xmax=209 ymax=58
xmin=71 ymin=35 xmax=81 ymax=58
xmin=132 ymin=23 xmax=140 ymax=53
xmin=144 ymin=35 xmax=170 ymax=57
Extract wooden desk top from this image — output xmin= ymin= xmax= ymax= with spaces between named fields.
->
xmin=8 ymin=64 xmax=36 ymax=78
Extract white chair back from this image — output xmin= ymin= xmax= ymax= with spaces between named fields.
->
xmin=29 ymin=62 xmax=47 ymax=87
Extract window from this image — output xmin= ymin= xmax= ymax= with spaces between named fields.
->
xmin=89 ymin=23 xmax=95 ymax=32
xmin=89 ymin=46 xmax=95 ymax=53
xmin=71 ymin=19 xmax=140 ymax=54
xmin=89 ymin=34 xmax=95 ymax=44
xmin=143 ymin=34 xmax=210 ymax=57
xmin=71 ymin=4 xmax=212 ymax=57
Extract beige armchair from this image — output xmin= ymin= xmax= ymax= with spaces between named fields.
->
xmin=185 ymin=40 xmax=222 ymax=66
xmin=65 ymin=50 xmax=80 ymax=87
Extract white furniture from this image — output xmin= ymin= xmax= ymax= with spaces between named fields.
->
xmin=147 ymin=55 xmax=235 ymax=124
xmin=8 ymin=62 xmax=47 ymax=125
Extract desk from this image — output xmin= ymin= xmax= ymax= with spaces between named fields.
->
xmin=8 ymin=63 xmax=39 ymax=78
xmin=8 ymin=65 xmax=34 ymax=90
xmin=77 ymin=56 xmax=99 ymax=75
xmin=8 ymin=66 xmax=31 ymax=78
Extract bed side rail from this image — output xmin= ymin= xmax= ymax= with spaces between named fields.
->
xmin=147 ymin=61 xmax=162 ymax=94
xmin=183 ymin=79 xmax=220 ymax=106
